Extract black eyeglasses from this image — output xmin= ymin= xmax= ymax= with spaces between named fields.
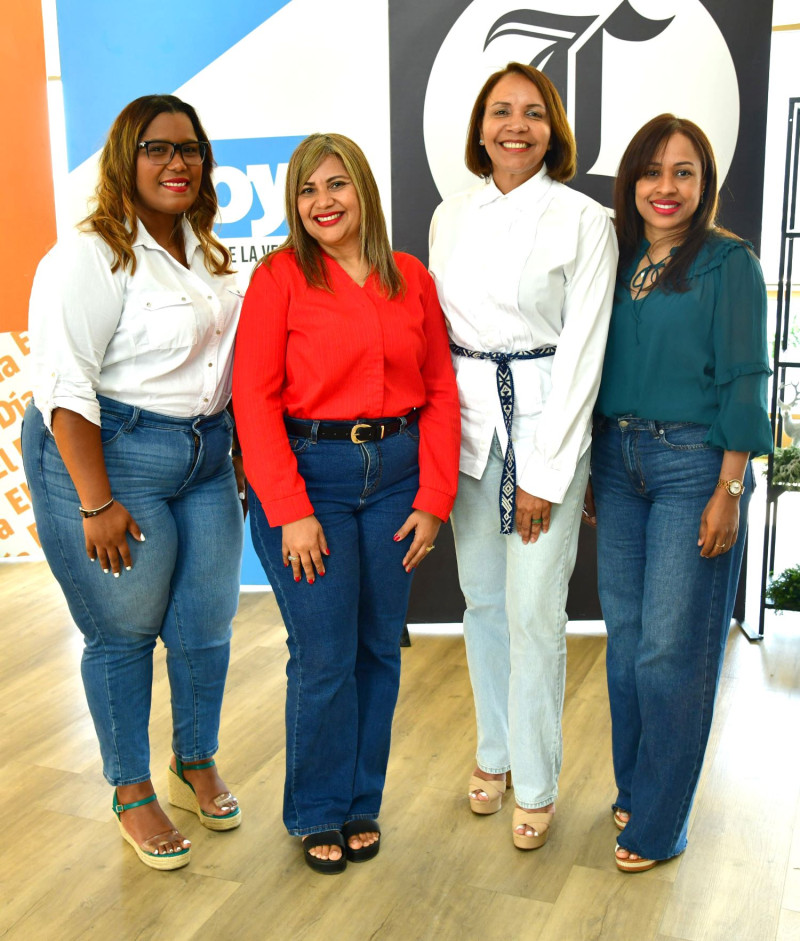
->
xmin=137 ymin=140 xmax=208 ymax=165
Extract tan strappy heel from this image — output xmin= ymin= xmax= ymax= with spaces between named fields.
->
xmin=468 ymin=771 xmax=511 ymax=815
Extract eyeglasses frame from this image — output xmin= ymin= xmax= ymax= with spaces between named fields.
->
xmin=137 ymin=139 xmax=209 ymax=165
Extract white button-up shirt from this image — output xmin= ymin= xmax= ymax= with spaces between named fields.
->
xmin=28 ymin=220 xmax=242 ymax=429
xmin=429 ymin=166 xmax=618 ymax=503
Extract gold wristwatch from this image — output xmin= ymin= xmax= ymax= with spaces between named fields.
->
xmin=716 ymin=478 xmax=744 ymax=497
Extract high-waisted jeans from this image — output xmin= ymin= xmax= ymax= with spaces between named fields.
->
xmin=591 ymin=417 xmax=753 ymax=860
xmin=248 ymin=424 xmax=420 ymax=836
xmin=22 ymin=397 xmax=243 ymax=786
xmin=450 ymin=433 xmax=590 ymax=809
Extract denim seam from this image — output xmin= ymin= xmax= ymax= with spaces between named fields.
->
xmin=35 ymin=431 xmax=131 ymax=786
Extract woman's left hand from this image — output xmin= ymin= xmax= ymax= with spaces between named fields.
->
xmin=232 ymin=454 xmax=248 ymax=519
xmin=394 ymin=510 xmax=442 ymax=572
xmin=698 ymin=489 xmax=740 ymax=558
xmin=516 ymin=487 xmax=552 ymax=545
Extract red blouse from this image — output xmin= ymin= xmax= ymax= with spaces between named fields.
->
xmin=233 ymin=249 xmax=461 ymax=526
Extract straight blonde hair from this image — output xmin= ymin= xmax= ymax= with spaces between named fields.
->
xmin=262 ymin=133 xmax=403 ymax=298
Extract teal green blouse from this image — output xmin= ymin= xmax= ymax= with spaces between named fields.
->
xmin=595 ymin=235 xmax=773 ymax=456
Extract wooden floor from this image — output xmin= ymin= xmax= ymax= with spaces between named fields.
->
xmin=2 ymin=561 xmax=799 ymax=941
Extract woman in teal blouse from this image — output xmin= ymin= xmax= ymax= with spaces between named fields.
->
xmin=590 ymin=114 xmax=772 ymax=872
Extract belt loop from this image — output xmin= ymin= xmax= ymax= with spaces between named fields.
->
xmin=124 ymin=406 xmax=140 ymax=432
xmin=310 ymin=420 xmax=319 ymax=444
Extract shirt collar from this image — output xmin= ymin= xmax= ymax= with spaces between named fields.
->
xmin=475 ymin=163 xmax=552 ymax=208
xmin=133 ymin=216 xmax=200 ymax=260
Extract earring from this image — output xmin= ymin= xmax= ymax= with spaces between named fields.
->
xmin=479 ymin=139 xmax=484 ymax=146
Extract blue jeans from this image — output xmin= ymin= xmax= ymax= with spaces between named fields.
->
xmin=22 ymin=398 xmax=243 ymax=787
xmin=591 ymin=417 xmax=753 ymax=860
xmin=248 ymin=424 xmax=420 ymax=836
xmin=450 ymin=434 xmax=590 ymax=809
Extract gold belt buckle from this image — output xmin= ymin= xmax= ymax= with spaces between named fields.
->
xmin=350 ymin=422 xmax=372 ymax=443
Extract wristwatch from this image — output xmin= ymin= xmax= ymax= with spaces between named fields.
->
xmin=717 ymin=478 xmax=745 ymax=497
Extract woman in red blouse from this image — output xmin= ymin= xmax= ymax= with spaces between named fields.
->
xmin=233 ymin=133 xmax=460 ymax=874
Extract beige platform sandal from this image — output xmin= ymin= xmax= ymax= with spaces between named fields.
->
xmin=511 ymin=806 xmax=554 ymax=850
xmin=468 ymin=771 xmax=511 ymax=815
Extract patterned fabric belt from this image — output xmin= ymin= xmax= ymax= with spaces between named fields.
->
xmin=450 ymin=342 xmax=557 ymax=534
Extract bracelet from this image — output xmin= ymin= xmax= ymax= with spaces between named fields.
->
xmin=79 ymin=498 xmax=115 ymax=519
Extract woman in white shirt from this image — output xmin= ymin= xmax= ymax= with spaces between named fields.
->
xmin=22 ymin=95 xmax=243 ymax=870
xmin=429 ymin=62 xmax=617 ymax=849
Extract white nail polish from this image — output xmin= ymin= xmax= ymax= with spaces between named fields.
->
xmin=114 ymin=572 xmax=120 ymax=578
xmin=139 ymin=534 xmax=146 ymax=542
xmin=102 ymin=568 xmax=109 ymax=574
xmin=125 ymin=566 xmax=132 ymax=571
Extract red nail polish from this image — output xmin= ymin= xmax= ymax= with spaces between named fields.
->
xmin=308 ymin=577 xmax=315 ymax=584
xmin=294 ymin=575 xmax=301 ymax=583
xmin=393 ymin=534 xmax=401 ymax=541
xmin=284 ymin=560 xmax=289 ymax=567
xmin=319 ymin=570 xmax=325 ymax=577
xmin=324 ymin=548 xmax=331 ymax=556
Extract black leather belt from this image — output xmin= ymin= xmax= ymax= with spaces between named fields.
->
xmin=285 ymin=410 xmax=418 ymax=443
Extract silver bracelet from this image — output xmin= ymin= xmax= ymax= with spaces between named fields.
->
xmin=79 ymin=497 xmax=115 ymax=519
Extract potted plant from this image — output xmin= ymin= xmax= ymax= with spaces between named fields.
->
xmin=771 ymin=446 xmax=800 ymax=489
xmin=766 ymin=564 xmax=800 ymax=612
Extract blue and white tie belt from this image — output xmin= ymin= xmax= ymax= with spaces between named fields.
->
xmin=450 ymin=342 xmax=557 ymax=535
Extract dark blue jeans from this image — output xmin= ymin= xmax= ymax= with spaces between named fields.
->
xmin=591 ymin=417 xmax=753 ymax=861
xmin=249 ymin=425 xmax=420 ymax=836
xmin=22 ymin=398 xmax=243 ymax=786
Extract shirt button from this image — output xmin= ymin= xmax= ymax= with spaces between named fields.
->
xmin=181 ymin=296 xmax=187 ymax=301
xmin=203 ymin=397 xmax=209 ymax=402
xmin=207 ymin=295 xmax=213 ymax=300
xmin=619 ymin=420 xmax=629 ymax=428
xmin=216 ymin=329 xmax=221 ymax=335
xmin=208 ymin=363 xmax=213 ymax=367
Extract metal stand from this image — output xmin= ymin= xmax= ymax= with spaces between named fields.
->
xmin=746 ymin=97 xmax=800 ymax=641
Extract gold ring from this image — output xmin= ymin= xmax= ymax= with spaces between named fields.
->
xmin=425 ymin=545 xmax=435 ymax=553
xmin=715 ymin=544 xmax=726 ymax=550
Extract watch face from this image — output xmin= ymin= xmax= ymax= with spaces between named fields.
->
xmin=729 ymin=480 xmax=743 ymax=495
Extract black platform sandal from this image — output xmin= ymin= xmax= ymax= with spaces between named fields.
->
xmin=342 ymin=818 xmax=381 ymax=862
xmin=302 ymin=830 xmax=347 ymax=874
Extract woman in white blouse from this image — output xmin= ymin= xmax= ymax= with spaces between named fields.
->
xmin=429 ymin=62 xmax=617 ymax=849
xmin=22 ymin=95 xmax=243 ymax=870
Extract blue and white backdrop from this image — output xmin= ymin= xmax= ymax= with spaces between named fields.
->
xmin=48 ymin=0 xmax=771 ymax=607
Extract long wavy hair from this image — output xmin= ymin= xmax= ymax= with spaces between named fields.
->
xmin=614 ymin=113 xmax=739 ymax=293
xmin=81 ymin=94 xmax=232 ymax=276
xmin=464 ymin=62 xmax=576 ymax=183
xmin=262 ymin=133 xmax=404 ymax=298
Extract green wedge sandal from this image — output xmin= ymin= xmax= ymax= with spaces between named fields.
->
xmin=167 ymin=757 xmax=242 ymax=831
xmin=112 ymin=790 xmax=191 ymax=870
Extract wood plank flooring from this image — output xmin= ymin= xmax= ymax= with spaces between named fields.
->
xmin=1 ymin=561 xmax=799 ymax=941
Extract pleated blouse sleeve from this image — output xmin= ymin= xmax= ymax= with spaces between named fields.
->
xmin=708 ymin=241 xmax=773 ymax=456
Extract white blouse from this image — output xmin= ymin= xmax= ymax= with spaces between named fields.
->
xmin=28 ymin=219 xmax=242 ymax=430
xmin=429 ymin=165 xmax=618 ymax=504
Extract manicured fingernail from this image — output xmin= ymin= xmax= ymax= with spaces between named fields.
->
xmin=324 ymin=548 xmax=331 ymax=555
xmin=114 ymin=572 xmax=120 ymax=578
xmin=294 ymin=575 xmax=301 ymax=583
xmin=307 ymin=576 xmax=315 ymax=584
xmin=393 ymin=533 xmax=401 ymax=541
xmin=406 ymin=566 xmax=412 ymax=573
xmin=139 ymin=534 xmax=146 ymax=542
xmin=103 ymin=568 xmax=109 ymax=574
xmin=125 ymin=566 xmax=132 ymax=571
xmin=90 ymin=557 xmax=96 ymax=562
xmin=238 ymin=491 xmax=245 ymax=500
xmin=319 ymin=570 xmax=325 ymax=577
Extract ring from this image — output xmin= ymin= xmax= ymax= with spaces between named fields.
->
xmin=531 ymin=518 xmax=543 ymax=525
xmin=287 ymin=554 xmax=300 ymax=561
xmin=715 ymin=544 xmax=726 ymax=549
xmin=425 ymin=545 xmax=435 ymax=553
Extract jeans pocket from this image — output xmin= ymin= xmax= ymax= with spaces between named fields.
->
xmin=100 ymin=413 xmax=126 ymax=446
xmin=288 ymin=435 xmax=311 ymax=455
xmin=657 ymin=422 xmax=712 ymax=451
xmin=402 ymin=421 xmax=420 ymax=442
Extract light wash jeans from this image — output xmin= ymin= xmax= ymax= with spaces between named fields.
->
xmin=451 ymin=433 xmax=590 ymax=809
xmin=22 ymin=397 xmax=243 ymax=787
xmin=592 ymin=417 xmax=753 ymax=860
xmin=248 ymin=423 xmax=420 ymax=836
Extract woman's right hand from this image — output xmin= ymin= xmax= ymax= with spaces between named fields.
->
xmin=83 ymin=500 xmax=145 ymax=575
xmin=282 ymin=515 xmax=329 ymax=584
